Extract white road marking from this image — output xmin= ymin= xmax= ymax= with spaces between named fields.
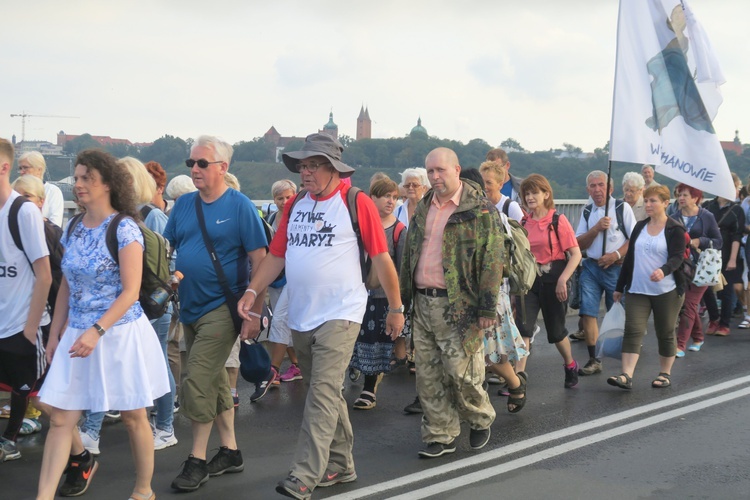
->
xmin=328 ymin=376 xmax=750 ymax=500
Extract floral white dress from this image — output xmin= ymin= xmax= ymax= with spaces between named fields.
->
xmin=39 ymin=214 xmax=169 ymax=412
xmin=484 ymin=282 xmax=529 ymax=365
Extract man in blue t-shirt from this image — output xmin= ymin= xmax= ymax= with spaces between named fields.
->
xmin=164 ymin=135 xmax=268 ymax=492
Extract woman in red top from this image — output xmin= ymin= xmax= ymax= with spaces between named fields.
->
xmin=515 ymin=175 xmax=582 ymax=388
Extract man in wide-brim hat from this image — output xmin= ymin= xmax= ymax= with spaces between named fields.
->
xmin=239 ymin=133 xmax=405 ymax=499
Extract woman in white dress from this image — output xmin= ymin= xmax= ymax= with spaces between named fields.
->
xmin=37 ymin=149 xmax=169 ymax=500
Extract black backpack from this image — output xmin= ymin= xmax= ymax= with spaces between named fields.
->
xmin=582 ymin=199 xmax=630 ymax=239
xmin=8 ymin=197 xmax=64 ymax=316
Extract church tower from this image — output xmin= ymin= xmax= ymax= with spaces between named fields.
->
xmin=356 ymin=105 xmax=372 ymax=140
xmin=320 ymin=111 xmax=338 ymax=140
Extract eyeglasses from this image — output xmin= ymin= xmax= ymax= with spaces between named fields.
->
xmin=185 ymin=159 xmax=223 ymax=169
xmin=18 ymin=165 xmax=35 ymax=173
xmin=403 ymin=183 xmax=422 ymax=189
xmin=297 ymin=161 xmax=330 ymax=173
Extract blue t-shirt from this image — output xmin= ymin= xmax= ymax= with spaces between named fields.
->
xmin=62 ymin=214 xmax=145 ymax=329
xmin=163 ymin=189 xmax=267 ymax=323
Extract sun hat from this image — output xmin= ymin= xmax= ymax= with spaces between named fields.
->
xmin=282 ymin=133 xmax=355 ymax=178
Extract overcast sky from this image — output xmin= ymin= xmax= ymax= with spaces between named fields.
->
xmin=2 ymin=0 xmax=747 ymax=153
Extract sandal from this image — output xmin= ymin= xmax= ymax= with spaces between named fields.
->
xmin=607 ymin=373 xmax=632 ymax=390
xmin=507 ymin=374 xmax=527 ymax=413
xmin=651 ymin=372 xmax=671 ymax=388
xmin=353 ymin=391 xmax=377 ymax=410
xmin=389 ymin=356 xmax=408 ymax=370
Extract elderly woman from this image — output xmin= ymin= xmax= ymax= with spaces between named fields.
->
xmin=479 ymin=160 xmax=524 ymax=222
xmin=394 ymin=167 xmax=428 ymax=228
xmin=609 ymin=185 xmax=686 ymax=390
xmin=622 ymin=172 xmax=647 ymax=222
xmin=165 ymin=174 xmax=197 ymax=204
xmin=18 ymin=151 xmax=65 ymax=227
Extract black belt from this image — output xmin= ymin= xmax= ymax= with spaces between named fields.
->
xmin=416 ymin=288 xmax=448 ymax=298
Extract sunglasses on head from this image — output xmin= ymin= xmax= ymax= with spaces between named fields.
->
xmin=185 ymin=158 xmax=223 ymax=169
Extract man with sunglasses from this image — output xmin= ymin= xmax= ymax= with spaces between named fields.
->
xmin=239 ymin=133 xmax=404 ymax=499
xmin=164 ymin=135 xmax=269 ymax=492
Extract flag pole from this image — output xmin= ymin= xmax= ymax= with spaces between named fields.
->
xmin=602 ymin=160 xmax=612 ymax=256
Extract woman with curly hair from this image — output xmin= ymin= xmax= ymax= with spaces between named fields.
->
xmin=37 ymin=149 xmax=169 ymax=500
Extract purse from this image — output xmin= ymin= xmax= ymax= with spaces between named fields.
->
xmin=691 ymin=243 xmax=722 ymax=287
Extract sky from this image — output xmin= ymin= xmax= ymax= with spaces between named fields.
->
xmin=2 ymin=0 xmax=748 ymax=153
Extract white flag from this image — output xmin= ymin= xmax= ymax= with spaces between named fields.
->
xmin=609 ymin=0 xmax=735 ymax=200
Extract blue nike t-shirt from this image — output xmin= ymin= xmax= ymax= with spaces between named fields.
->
xmin=164 ymin=188 xmax=267 ymax=323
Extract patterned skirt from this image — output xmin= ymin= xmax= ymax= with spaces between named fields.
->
xmin=484 ymin=289 xmax=529 ymax=364
xmin=349 ymin=297 xmax=409 ymax=375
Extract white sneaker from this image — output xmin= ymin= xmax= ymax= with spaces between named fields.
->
xmin=153 ymin=427 xmax=178 ymax=451
xmin=78 ymin=428 xmax=101 ymax=456
xmin=530 ymin=324 xmax=541 ymax=344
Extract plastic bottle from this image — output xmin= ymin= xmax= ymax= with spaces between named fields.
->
xmin=170 ymin=271 xmax=184 ymax=290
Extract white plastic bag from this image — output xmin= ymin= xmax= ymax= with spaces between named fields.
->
xmin=596 ymin=302 xmax=625 ymax=360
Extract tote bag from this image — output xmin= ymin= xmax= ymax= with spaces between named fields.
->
xmin=692 ymin=244 xmax=722 ymax=287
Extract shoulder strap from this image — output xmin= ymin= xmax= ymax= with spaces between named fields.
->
xmin=194 ymin=195 xmax=241 ymax=327
xmin=615 ymin=199 xmax=629 ymax=239
xmin=548 ymin=212 xmax=562 ymax=254
xmin=140 ymin=204 xmax=155 ymax=220
xmin=105 ymin=213 xmax=128 ymax=265
xmin=344 ymin=186 xmax=367 ymax=283
xmin=502 ymin=197 xmax=512 ymax=216
xmin=8 ymin=196 xmax=29 ymax=253
xmin=583 ymin=203 xmax=593 ymax=228
xmin=65 ymin=213 xmax=85 ymax=242
xmin=393 ymin=221 xmax=406 ymax=246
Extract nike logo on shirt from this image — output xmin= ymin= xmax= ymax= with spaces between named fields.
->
xmin=216 ymin=218 xmax=231 ymax=224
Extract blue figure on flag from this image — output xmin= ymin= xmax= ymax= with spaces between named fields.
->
xmin=645 ymin=4 xmax=713 ymax=134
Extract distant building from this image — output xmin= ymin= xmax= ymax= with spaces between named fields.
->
xmin=57 ymin=131 xmax=134 ymax=148
xmin=14 ymin=140 xmax=63 ymax=157
xmin=720 ymin=130 xmax=743 ymax=156
xmin=319 ymin=111 xmax=338 ymax=140
xmin=409 ymin=117 xmax=428 ymax=138
xmin=356 ymin=106 xmax=372 ymax=140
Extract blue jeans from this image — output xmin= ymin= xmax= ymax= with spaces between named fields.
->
xmin=152 ymin=307 xmax=175 ymax=432
xmin=80 ymin=410 xmax=105 ymax=440
xmin=579 ymin=259 xmax=621 ymax=318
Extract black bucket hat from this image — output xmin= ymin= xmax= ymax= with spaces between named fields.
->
xmin=282 ymin=133 xmax=355 ymax=178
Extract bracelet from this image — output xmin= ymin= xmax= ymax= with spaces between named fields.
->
xmin=93 ymin=323 xmax=106 ymax=336
xmin=614 ymin=250 xmax=621 ymax=260
xmin=245 ymin=288 xmax=258 ymax=297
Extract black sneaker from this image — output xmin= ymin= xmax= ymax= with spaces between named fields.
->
xmin=418 ymin=441 xmax=456 ymax=458
xmin=171 ymin=456 xmax=209 ymax=491
xmin=207 ymin=446 xmax=244 ymax=476
xmin=59 ymin=452 xmax=98 ymax=497
xmin=276 ymin=475 xmax=311 ymax=499
xmin=469 ymin=427 xmax=491 ymax=450
xmin=403 ymin=396 xmax=423 ymax=414
xmin=564 ymin=361 xmax=580 ymax=389
xmin=250 ymin=367 xmax=277 ymax=402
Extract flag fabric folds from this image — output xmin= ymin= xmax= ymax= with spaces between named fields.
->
xmin=609 ymin=0 xmax=735 ymax=200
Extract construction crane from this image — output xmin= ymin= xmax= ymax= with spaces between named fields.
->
xmin=10 ymin=112 xmax=79 ymax=142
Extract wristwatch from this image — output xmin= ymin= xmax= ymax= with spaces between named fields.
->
xmin=93 ymin=323 xmax=106 ymax=336
xmin=388 ymin=305 xmax=405 ymax=314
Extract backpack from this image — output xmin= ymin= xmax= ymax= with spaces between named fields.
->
xmin=8 ymin=196 xmax=64 ymax=315
xmin=288 ymin=186 xmax=381 ymax=289
xmin=500 ymin=212 xmax=539 ymax=297
xmin=583 ymin=199 xmax=630 ymax=239
xmin=66 ymin=212 xmax=173 ymax=320
xmin=501 ymin=197 xmax=512 ymax=217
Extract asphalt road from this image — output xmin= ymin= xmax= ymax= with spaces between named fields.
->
xmin=4 ymin=312 xmax=750 ymax=499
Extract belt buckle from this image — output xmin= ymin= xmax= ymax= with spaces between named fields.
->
xmin=431 ymin=288 xmax=437 ymax=298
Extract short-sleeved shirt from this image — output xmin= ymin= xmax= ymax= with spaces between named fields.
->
xmin=164 ymin=189 xmax=267 ymax=324
xmin=522 ymin=209 xmax=578 ymax=265
xmin=270 ymin=182 xmax=387 ymax=331
xmin=575 ymin=198 xmax=636 ymax=259
xmin=496 ymin=195 xmax=524 ymax=222
xmin=62 ymin=214 xmax=144 ymax=329
xmin=0 ymin=191 xmax=50 ymax=338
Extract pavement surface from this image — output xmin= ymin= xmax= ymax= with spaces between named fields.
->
xmin=3 ymin=311 xmax=750 ymax=499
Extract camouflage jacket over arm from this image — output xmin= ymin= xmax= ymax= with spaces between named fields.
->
xmin=400 ymin=180 xmax=505 ymax=355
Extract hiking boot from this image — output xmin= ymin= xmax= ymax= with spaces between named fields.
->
xmin=418 ymin=441 xmax=456 ymax=458
xmin=578 ymin=358 xmax=602 ymax=376
xmin=171 ymin=456 xmax=209 ymax=491
xmin=0 ymin=437 xmax=20 ymax=461
xmin=276 ymin=475 xmax=311 ymax=500
xmin=564 ymin=361 xmax=579 ymax=388
xmin=153 ymin=427 xmax=178 ymax=451
xmin=280 ymin=364 xmax=303 ymax=382
xmin=59 ymin=452 xmax=98 ymax=497
xmin=206 ymin=446 xmax=244 ymax=476
xmin=78 ymin=428 xmax=100 ymax=456
xmin=318 ymin=467 xmax=357 ymax=487
xmin=469 ymin=427 xmax=491 ymax=450
xmin=250 ymin=367 xmax=278 ymax=402
xmin=403 ymin=396 xmax=423 ymax=414
xmin=569 ymin=329 xmax=586 ymax=341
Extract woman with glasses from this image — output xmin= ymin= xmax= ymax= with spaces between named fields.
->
xmin=18 ymin=151 xmax=65 ymax=227
xmin=394 ymin=168 xmax=428 ymax=228
xmin=622 ymin=172 xmax=647 ymax=222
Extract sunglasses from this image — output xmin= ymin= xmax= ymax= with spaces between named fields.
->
xmin=185 ymin=159 xmax=223 ymax=169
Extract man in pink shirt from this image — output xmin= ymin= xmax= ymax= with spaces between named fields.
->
xmin=400 ymin=147 xmax=504 ymax=458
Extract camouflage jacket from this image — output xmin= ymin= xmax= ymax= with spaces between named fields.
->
xmin=400 ymin=180 xmax=505 ymax=355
